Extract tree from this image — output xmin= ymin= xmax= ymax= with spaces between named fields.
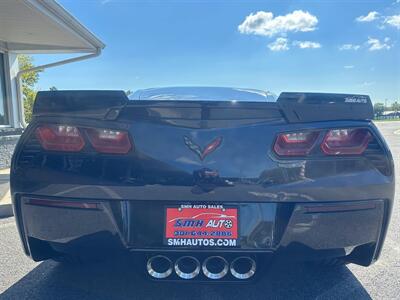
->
xmin=373 ymin=102 xmax=385 ymax=117
xmin=391 ymin=101 xmax=400 ymax=113
xmin=18 ymin=55 xmax=41 ymax=123
xmin=49 ymin=86 xmax=58 ymax=91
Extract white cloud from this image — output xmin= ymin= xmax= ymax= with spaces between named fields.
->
xmin=238 ymin=10 xmax=318 ymax=37
xmin=339 ymin=44 xmax=361 ymax=50
xmin=293 ymin=41 xmax=321 ymax=49
xmin=384 ymin=15 xmax=400 ymax=29
xmin=356 ymin=11 xmax=380 ymax=22
xmin=367 ymin=37 xmax=391 ymax=51
xmin=344 ymin=65 xmax=354 ymax=69
xmin=268 ymin=37 xmax=289 ymax=51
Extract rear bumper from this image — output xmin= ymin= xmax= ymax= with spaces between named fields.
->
xmin=13 ymin=196 xmax=390 ymax=266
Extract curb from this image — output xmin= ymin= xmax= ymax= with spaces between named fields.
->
xmin=0 ymin=168 xmax=12 ymax=218
xmin=0 ymin=189 xmax=13 ymax=218
xmin=0 ymin=203 xmax=13 ymax=219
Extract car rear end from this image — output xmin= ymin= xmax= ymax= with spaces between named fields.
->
xmin=10 ymin=88 xmax=394 ymax=281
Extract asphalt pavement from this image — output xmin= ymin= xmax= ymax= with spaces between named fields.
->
xmin=0 ymin=121 xmax=399 ymax=300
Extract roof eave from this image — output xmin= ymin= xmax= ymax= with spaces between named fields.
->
xmin=1 ymin=41 xmax=100 ymax=54
xmin=36 ymin=0 xmax=105 ymax=50
xmin=13 ymin=0 xmax=105 ymax=53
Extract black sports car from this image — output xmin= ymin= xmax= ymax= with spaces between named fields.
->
xmin=11 ymin=87 xmax=394 ymax=281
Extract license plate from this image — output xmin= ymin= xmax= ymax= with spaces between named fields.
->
xmin=165 ymin=204 xmax=238 ymax=247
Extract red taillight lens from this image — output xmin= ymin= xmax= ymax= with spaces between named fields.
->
xmin=85 ymin=128 xmax=132 ymax=154
xmin=321 ymin=128 xmax=371 ymax=155
xmin=36 ymin=125 xmax=85 ymax=152
xmin=274 ymin=131 xmax=320 ymax=156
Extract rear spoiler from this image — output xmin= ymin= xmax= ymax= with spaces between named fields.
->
xmin=277 ymin=92 xmax=374 ymax=122
xmin=33 ymin=90 xmax=128 ymax=120
xmin=32 ymin=90 xmax=374 ymax=122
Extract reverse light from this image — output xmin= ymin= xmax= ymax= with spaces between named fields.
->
xmin=36 ymin=125 xmax=85 ymax=152
xmin=321 ymin=128 xmax=371 ymax=155
xmin=273 ymin=131 xmax=320 ymax=156
xmin=85 ymin=128 xmax=132 ymax=154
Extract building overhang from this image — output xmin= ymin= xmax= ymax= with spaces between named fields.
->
xmin=0 ymin=0 xmax=105 ymax=54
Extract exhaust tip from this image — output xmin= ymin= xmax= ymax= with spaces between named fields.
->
xmin=147 ymin=255 xmax=173 ymax=279
xmin=230 ymin=257 xmax=256 ymax=280
xmin=174 ymin=256 xmax=201 ymax=279
xmin=202 ymin=256 xmax=229 ymax=280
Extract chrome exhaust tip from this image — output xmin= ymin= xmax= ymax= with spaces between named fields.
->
xmin=230 ymin=257 xmax=256 ymax=280
xmin=202 ymin=256 xmax=229 ymax=280
xmin=147 ymin=255 xmax=173 ymax=279
xmin=174 ymin=256 xmax=201 ymax=279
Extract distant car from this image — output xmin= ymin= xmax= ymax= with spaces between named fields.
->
xmin=11 ymin=87 xmax=394 ymax=281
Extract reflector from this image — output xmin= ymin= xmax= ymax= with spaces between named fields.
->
xmin=274 ymin=131 xmax=320 ymax=156
xmin=36 ymin=125 xmax=85 ymax=152
xmin=85 ymin=128 xmax=132 ymax=154
xmin=321 ymin=128 xmax=371 ymax=155
xmin=26 ymin=198 xmax=98 ymax=209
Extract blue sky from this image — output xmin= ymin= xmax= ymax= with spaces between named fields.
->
xmin=34 ymin=0 xmax=400 ymax=103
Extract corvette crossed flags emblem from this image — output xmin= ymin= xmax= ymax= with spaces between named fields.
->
xmin=183 ymin=136 xmax=223 ymax=161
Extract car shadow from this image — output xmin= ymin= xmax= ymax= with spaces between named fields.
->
xmin=0 ymin=256 xmax=371 ymax=300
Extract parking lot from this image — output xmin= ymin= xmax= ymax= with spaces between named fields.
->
xmin=0 ymin=121 xmax=399 ymax=300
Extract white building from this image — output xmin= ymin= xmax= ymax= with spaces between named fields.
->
xmin=0 ymin=0 xmax=104 ymax=168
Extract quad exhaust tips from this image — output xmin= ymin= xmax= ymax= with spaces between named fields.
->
xmin=146 ymin=255 xmax=173 ymax=279
xmin=174 ymin=256 xmax=201 ymax=279
xmin=230 ymin=257 xmax=257 ymax=280
xmin=202 ymin=256 xmax=229 ymax=279
xmin=147 ymin=255 xmax=256 ymax=280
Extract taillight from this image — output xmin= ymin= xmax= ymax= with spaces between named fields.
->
xmin=321 ymin=128 xmax=371 ymax=155
xmin=273 ymin=128 xmax=373 ymax=157
xmin=36 ymin=125 xmax=85 ymax=152
xmin=85 ymin=128 xmax=132 ymax=154
xmin=273 ymin=131 xmax=320 ymax=156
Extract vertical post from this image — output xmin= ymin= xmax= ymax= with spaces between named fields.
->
xmin=5 ymin=53 xmax=21 ymax=128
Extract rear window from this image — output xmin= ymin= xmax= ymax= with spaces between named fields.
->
xmin=129 ymin=87 xmax=277 ymax=102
